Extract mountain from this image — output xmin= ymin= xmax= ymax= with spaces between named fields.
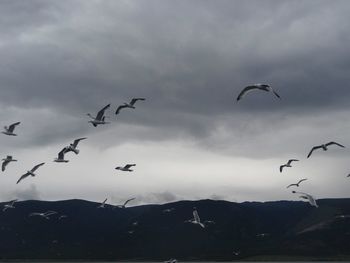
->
xmin=0 ymin=198 xmax=350 ymax=261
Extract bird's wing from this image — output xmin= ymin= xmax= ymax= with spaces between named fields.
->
xmin=306 ymin=195 xmax=318 ymax=207
xmin=279 ymin=165 xmax=285 ymax=173
xmin=123 ymin=198 xmax=135 ymax=206
xmin=102 ymin=198 xmax=107 ymax=205
xmin=8 ymin=122 xmax=20 ymax=132
xmin=326 ymin=141 xmax=345 ymax=148
xmin=130 ymin=98 xmax=145 ymax=105
xmin=96 ymin=104 xmax=110 ymax=120
xmin=16 ymin=172 xmax=30 ymax=184
xmin=29 ymin=213 xmax=41 ymax=217
xmin=297 ymin=178 xmax=307 ymax=184
xmin=115 ymin=105 xmax=128 ymax=115
xmin=287 ymin=159 xmax=299 ymax=165
xmin=58 ymin=149 xmax=66 ymax=159
xmin=286 ymin=184 xmax=296 ymax=188
xmin=236 ymin=86 xmax=257 ymax=101
xmin=44 ymin=211 xmax=57 ymax=216
xmin=124 ymin=164 xmax=136 ymax=169
xmin=270 ymin=88 xmax=281 ymax=99
xmin=193 ymin=209 xmax=201 ymax=223
xmin=10 ymin=199 xmax=17 ymax=205
xmin=72 ymin=137 xmax=87 ymax=147
xmin=2 ymin=160 xmax=9 ymax=171
xmin=307 ymin=146 xmax=322 ymax=158
xmin=31 ymin=162 xmax=45 ymax=172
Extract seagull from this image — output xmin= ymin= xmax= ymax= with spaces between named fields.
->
xmin=162 ymin=208 xmax=175 ymax=213
xmin=54 ymin=148 xmax=69 ymax=163
xmin=64 ymin=137 xmax=87 ymax=155
xmin=29 ymin=211 xmax=57 ymax=219
xmin=97 ymin=198 xmax=108 ymax=208
xmin=236 ymin=84 xmax=280 ymax=101
xmin=292 ymin=191 xmax=318 ymax=208
xmin=115 ymin=98 xmax=146 ymax=115
xmin=185 ymin=207 xmax=205 ymax=228
xmin=116 ymin=198 xmax=135 ymax=208
xmin=2 ymin=122 xmax=20 ymax=136
xmin=2 ymin=155 xmax=17 ymax=172
xmin=307 ymin=141 xmax=345 ymax=158
xmin=286 ymin=178 xmax=307 ymax=188
xmin=87 ymin=104 xmax=110 ymax=127
xmin=115 ymin=164 xmax=136 ymax=172
xmin=2 ymin=199 xmax=17 ymax=212
xmin=280 ymin=159 xmax=299 ymax=173
xmin=58 ymin=215 xmax=68 ymax=220
xmin=16 ymin=162 xmax=45 ymax=184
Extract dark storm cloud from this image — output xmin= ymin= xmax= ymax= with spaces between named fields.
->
xmin=1 ymin=0 xmax=350 ymax=153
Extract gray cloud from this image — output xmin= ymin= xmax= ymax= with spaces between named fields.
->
xmin=13 ymin=184 xmax=41 ymax=201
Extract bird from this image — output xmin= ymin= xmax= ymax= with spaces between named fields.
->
xmin=164 ymin=259 xmax=177 ymax=263
xmin=2 ymin=122 xmax=20 ymax=136
xmin=236 ymin=84 xmax=280 ymax=101
xmin=115 ymin=98 xmax=145 ymax=115
xmin=2 ymin=155 xmax=17 ymax=172
xmin=87 ymin=104 xmax=110 ymax=127
xmin=307 ymin=141 xmax=345 ymax=158
xmin=29 ymin=211 xmax=57 ymax=219
xmin=97 ymin=198 xmax=108 ymax=208
xmin=2 ymin=199 xmax=17 ymax=212
xmin=16 ymin=162 xmax=45 ymax=184
xmin=54 ymin=149 xmax=69 ymax=163
xmin=292 ymin=191 xmax=318 ymax=208
xmin=185 ymin=207 xmax=205 ymax=228
xmin=280 ymin=159 xmax=299 ymax=173
xmin=116 ymin=198 xmax=135 ymax=208
xmin=63 ymin=137 xmax=87 ymax=155
xmin=58 ymin=215 xmax=68 ymax=220
xmin=115 ymin=164 xmax=136 ymax=172
xmin=162 ymin=208 xmax=175 ymax=213
xmin=347 ymin=174 xmax=350 ymax=178
xmin=286 ymin=178 xmax=307 ymax=188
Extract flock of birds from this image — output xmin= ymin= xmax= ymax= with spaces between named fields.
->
xmin=0 ymin=83 xmax=348 ymax=258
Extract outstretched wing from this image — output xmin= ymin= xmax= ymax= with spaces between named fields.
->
xmin=2 ymin=160 xmax=9 ymax=171
xmin=123 ymin=198 xmax=135 ymax=206
xmin=307 ymin=146 xmax=322 ymax=158
xmin=115 ymin=105 xmax=128 ymax=115
xmin=101 ymin=198 xmax=107 ymax=205
xmin=193 ymin=209 xmax=201 ymax=223
xmin=72 ymin=137 xmax=87 ymax=147
xmin=96 ymin=104 xmax=110 ymax=120
xmin=326 ymin=141 xmax=345 ymax=148
xmin=287 ymin=159 xmax=299 ymax=165
xmin=8 ymin=122 xmax=20 ymax=132
xmin=270 ymin=88 xmax=281 ymax=99
xmin=124 ymin=164 xmax=136 ymax=169
xmin=44 ymin=211 xmax=57 ymax=216
xmin=16 ymin=172 xmax=30 ymax=184
xmin=236 ymin=86 xmax=257 ymax=101
xmin=286 ymin=183 xmax=296 ymax=189
xmin=279 ymin=165 xmax=286 ymax=173
xmin=297 ymin=178 xmax=307 ymax=185
xmin=31 ymin=162 xmax=45 ymax=172
xmin=130 ymin=98 xmax=146 ymax=106
xmin=58 ymin=148 xmax=66 ymax=159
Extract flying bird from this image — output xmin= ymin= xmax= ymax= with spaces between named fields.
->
xmin=286 ymin=178 xmax=307 ymax=188
xmin=185 ymin=207 xmax=205 ymax=228
xmin=97 ymin=198 xmax=108 ymax=208
xmin=162 ymin=208 xmax=175 ymax=213
xmin=2 ymin=199 xmax=17 ymax=212
xmin=115 ymin=164 xmax=136 ymax=172
xmin=87 ymin=104 xmax=110 ymax=127
xmin=116 ymin=198 xmax=135 ymax=209
xmin=29 ymin=211 xmax=57 ymax=219
xmin=54 ymin=149 xmax=69 ymax=163
xmin=307 ymin=141 xmax=345 ymax=158
xmin=2 ymin=155 xmax=17 ymax=172
xmin=2 ymin=122 xmax=20 ymax=136
xmin=292 ymin=191 xmax=318 ymax=208
xmin=59 ymin=215 xmax=68 ymax=220
xmin=16 ymin=162 xmax=45 ymax=184
xmin=236 ymin=84 xmax=280 ymax=101
xmin=115 ymin=98 xmax=145 ymax=115
xmin=280 ymin=159 xmax=299 ymax=173
xmin=64 ymin=137 xmax=87 ymax=155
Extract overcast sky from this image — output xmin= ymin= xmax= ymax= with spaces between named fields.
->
xmin=1 ymin=0 xmax=350 ymax=205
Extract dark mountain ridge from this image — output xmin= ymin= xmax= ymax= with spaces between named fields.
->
xmin=0 ymin=198 xmax=350 ymax=261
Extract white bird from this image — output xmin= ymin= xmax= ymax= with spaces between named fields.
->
xmin=280 ymin=159 xmax=299 ymax=173
xmin=29 ymin=211 xmax=57 ymax=219
xmin=115 ymin=164 xmax=136 ymax=172
xmin=3 ymin=199 xmax=17 ymax=212
xmin=59 ymin=215 xmax=68 ymax=220
xmin=286 ymin=178 xmax=307 ymax=188
xmin=87 ymin=104 xmax=110 ymax=127
xmin=2 ymin=122 xmax=20 ymax=136
xmin=16 ymin=162 xmax=45 ymax=184
xmin=116 ymin=198 xmax=135 ymax=208
xmin=64 ymin=137 xmax=87 ymax=155
xmin=2 ymin=155 xmax=17 ymax=172
xmin=97 ymin=198 xmax=108 ymax=208
xmin=185 ymin=207 xmax=205 ymax=228
xmin=115 ymin=98 xmax=146 ymax=115
xmin=54 ymin=148 xmax=69 ymax=163
xmin=307 ymin=141 xmax=345 ymax=158
xmin=292 ymin=191 xmax=318 ymax=208
xmin=162 ymin=208 xmax=175 ymax=213
xmin=236 ymin=84 xmax=280 ymax=101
